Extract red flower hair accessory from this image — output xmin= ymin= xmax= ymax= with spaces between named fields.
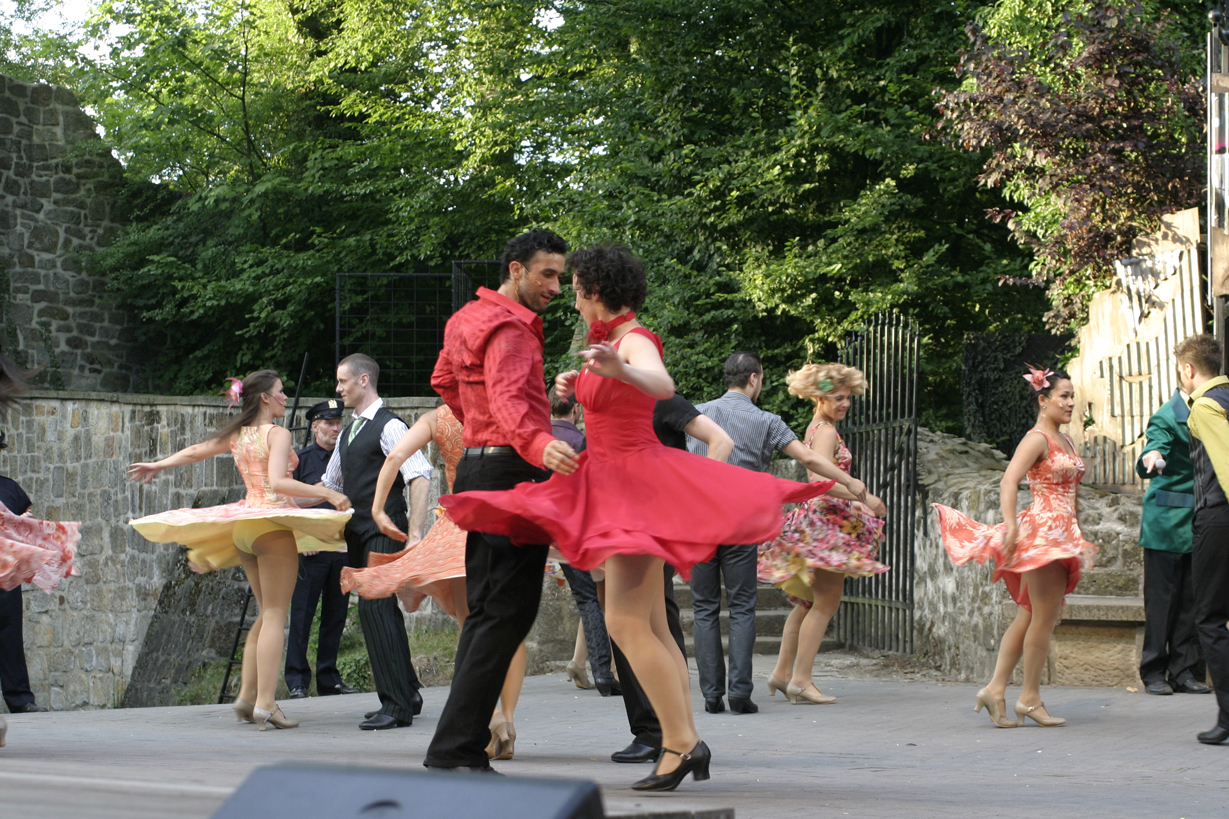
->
xmin=586 ymin=310 xmax=636 ymax=345
xmin=1022 ymin=365 xmax=1054 ymax=392
xmin=220 ymin=377 xmax=243 ymax=407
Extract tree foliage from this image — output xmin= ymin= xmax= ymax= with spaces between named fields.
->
xmin=936 ymin=0 xmax=1204 ymax=330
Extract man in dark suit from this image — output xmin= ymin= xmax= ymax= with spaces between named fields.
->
xmin=322 ymin=356 xmax=432 ymax=730
xmin=285 ymin=399 xmax=361 ymax=699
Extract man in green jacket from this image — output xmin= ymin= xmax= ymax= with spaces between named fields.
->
xmin=1136 ymin=389 xmax=1211 ymax=696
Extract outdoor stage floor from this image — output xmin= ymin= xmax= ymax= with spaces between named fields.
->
xmin=1 ymin=654 xmax=1225 ymax=819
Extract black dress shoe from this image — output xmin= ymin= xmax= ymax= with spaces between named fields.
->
xmin=425 ymin=766 xmax=503 ymax=775
xmin=317 ymin=682 xmax=362 ymax=696
xmin=288 ymin=687 xmax=309 ymax=699
xmin=410 ymin=691 xmax=424 ymax=716
xmin=9 ymin=703 xmax=48 ymax=713
xmin=631 ymin=741 xmax=712 ymax=791
xmin=704 ymin=697 xmax=725 ymax=714
xmin=1145 ymin=680 xmax=1174 ymax=695
xmin=1197 ymin=724 xmax=1229 ymax=744
xmin=596 ymin=679 xmax=623 ymax=697
xmin=611 ymin=742 xmax=661 ymax=763
xmin=364 ymin=710 xmax=379 ymax=720
xmin=728 ymin=697 xmax=758 ymax=714
xmin=1174 ymin=678 xmax=1213 ymax=694
xmin=360 ymin=714 xmax=412 ymax=730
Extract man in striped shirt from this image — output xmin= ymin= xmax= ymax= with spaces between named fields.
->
xmin=687 ymin=351 xmax=866 ymax=714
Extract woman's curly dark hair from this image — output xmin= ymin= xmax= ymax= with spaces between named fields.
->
xmin=567 ymin=244 xmax=648 ymax=313
xmin=1029 ymin=367 xmax=1072 ymax=409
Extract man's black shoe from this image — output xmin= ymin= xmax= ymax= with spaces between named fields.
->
xmin=360 ymin=714 xmax=412 ymax=730
xmin=704 ymin=697 xmax=725 ymax=714
xmin=287 ymin=687 xmax=309 ymax=699
xmin=1174 ymin=678 xmax=1213 ymax=694
xmin=9 ymin=703 xmax=47 ymax=713
xmin=425 ymin=766 xmax=502 ymax=775
xmin=364 ymin=711 xmax=379 ymax=719
xmin=728 ymin=696 xmax=759 ymax=714
xmin=611 ymin=742 xmax=660 ymax=763
xmin=1197 ymin=725 xmax=1229 ymax=744
xmin=318 ymin=683 xmax=361 ymax=696
xmin=1145 ymin=680 xmax=1174 ymax=695
xmin=596 ymin=679 xmax=623 ymax=697
xmin=410 ymin=690 xmax=424 ymax=716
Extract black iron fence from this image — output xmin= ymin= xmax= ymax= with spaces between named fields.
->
xmin=335 ymin=261 xmax=501 ymax=397
xmin=833 ymin=311 xmax=920 ymax=654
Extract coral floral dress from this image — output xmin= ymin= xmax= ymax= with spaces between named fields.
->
xmin=130 ymin=425 xmax=351 ymax=571
xmin=757 ymin=422 xmax=888 ymax=606
xmin=341 ymin=405 xmax=468 ymax=619
xmin=441 ymin=328 xmax=833 ymax=579
xmin=0 ymin=505 xmax=80 ymax=593
xmin=934 ymin=430 xmax=1098 ymax=610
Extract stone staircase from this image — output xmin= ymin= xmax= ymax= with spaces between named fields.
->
xmin=673 ymin=580 xmax=841 ymax=658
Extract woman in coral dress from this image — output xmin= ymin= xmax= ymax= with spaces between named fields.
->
xmin=934 ymin=367 xmax=1097 ymax=729
xmin=0 ymin=357 xmax=81 ymax=748
xmin=758 ymin=363 xmax=888 ymax=706
xmin=341 ymin=404 xmax=529 ymax=760
xmin=128 ymin=370 xmax=352 ymax=731
xmin=442 ymin=245 xmax=833 ymax=791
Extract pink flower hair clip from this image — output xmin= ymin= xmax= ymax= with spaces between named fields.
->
xmin=220 ymin=377 xmax=243 ymax=407
xmin=1022 ymin=365 xmax=1054 ymax=392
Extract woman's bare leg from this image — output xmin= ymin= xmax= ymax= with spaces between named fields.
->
xmin=571 ymin=620 xmax=589 ymax=668
xmin=790 ymin=570 xmax=845 ymax=690
xmin=249 ymin=532 xmax=300 ymax=711
xmin=772 ymin=604 xmax=806 ymax=683
xmin=606 ymin=554 xmax=698 ymax=776
xmin=986 ymin=604 xmax=1030 ymax=701
xmin=498 ymin=642 xmax=528 ymax=724
xmin=1019 ymin=562 xmax=1068 ymax=706
xmin=236 ymin=551 xmax=263 ymax=706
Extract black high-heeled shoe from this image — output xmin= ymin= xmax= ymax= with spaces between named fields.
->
xmin=595 ymin=678 xmax=623 ymax=697
xmin=631 ymin=740 xmax=711 ymax=791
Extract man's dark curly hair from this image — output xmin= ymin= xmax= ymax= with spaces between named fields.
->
xmin=500 ymin=229 xmax=569 ymax=283
xmin=567 ymin=244 xmax=648 ymax=313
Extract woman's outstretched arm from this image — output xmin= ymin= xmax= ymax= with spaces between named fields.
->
xmin=127 ymin=435 xmax=233 ymax=482
xmin=372 ymin=410 xmax=438 ymax=542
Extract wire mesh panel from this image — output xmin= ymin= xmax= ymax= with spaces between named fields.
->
xmin=833 ymin=312 xmax=919 ymax=654
xmin=335 ymin=262 xmax=501 ymax=398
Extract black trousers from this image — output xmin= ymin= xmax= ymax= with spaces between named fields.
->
xmin=425 ymin=451 xmax=549 ymax=768
xmin=347 ymin=528 xmax=422 ymax=723
xmin=0 ymin=586 xmax=34 ymax=711
xmin=284 ymin=551 xmax=350 ymax=692
xmin=1140 ymin=548 xmax=1200 ymax=685
xmin=612 ymin=563 xmax=686 ymax=748
xmin=560 ymin=563 xmax=612 ymax=681
xmin=1192 ymin=504 xmax=1229 ymax=728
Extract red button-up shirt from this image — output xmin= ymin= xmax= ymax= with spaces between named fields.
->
xmin=431 ymin=287 xmax=556 ymax=468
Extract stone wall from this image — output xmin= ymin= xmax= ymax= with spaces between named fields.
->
xmin=913 ymin=428 xmax=1145 ymax=685
xmin=0 ymin=72 xmax=146 ymax=391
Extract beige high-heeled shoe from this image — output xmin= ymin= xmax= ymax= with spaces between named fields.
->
xmin=486 ymin=713 xmax=507 ymax=759
xmin=496 ymin=720 xmax=516 ymax=760
xmin=565 ymin=661 xmax=594 ymax=690
xmin=767 ymin=675 xmax=789 ymax=697
xmin=232 ymin=697 xmax=256 ymax=724
xmin=786 ymin=681 xmax=837 ymax=704
xmin=1014 ymin=701 xmax=1066 ymax=727
xmin=973 ymin=688 xmax=1018 ymax=728
xmin=253 ymin=705 xmax=299 ymax=731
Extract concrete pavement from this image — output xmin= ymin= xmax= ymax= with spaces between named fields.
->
xmin=2 ymin=653 xmax=1226 ymax=819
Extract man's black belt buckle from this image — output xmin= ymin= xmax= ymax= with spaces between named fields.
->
xmin=462 ymin=446 xmax=514 ymax=457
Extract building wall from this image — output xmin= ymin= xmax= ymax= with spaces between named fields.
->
xmin=0 ymin=73 xmax=146 ymax=392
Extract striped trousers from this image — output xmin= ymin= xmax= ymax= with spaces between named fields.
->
xmin=346 ymin=528 xmax=422 ymax=723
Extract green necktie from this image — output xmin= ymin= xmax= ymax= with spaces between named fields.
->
xmin=347 ymin=417 xmax=366 ymax=445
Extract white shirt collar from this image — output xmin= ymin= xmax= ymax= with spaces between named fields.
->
xmin=356 ymin=397 xmax=384 ymax=422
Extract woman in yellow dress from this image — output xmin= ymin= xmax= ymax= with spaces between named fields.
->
xmin=129 ymin=370 xmax=352 ymax=730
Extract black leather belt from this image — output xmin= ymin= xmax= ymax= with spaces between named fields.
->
xmin=462 ymin=446 xmax=515 ymax=456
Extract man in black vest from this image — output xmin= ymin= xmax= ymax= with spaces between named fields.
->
xmin=285 ymin=399 xmax=360 ymax=699
xmin=322 ymin=354 xmax=433 ymax=730
xmin=1177 ymin=334 xmax=1229 ymax=744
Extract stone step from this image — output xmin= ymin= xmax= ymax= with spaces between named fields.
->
xmin=671 ymin=583 xmax=791 ymax=610
xmin=677 ymin=607 xmax=795 ymax=638
xmin=681 ymin=633 xmax=843 ymax=659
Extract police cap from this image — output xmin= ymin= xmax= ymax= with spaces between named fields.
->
xmin=306 ymin=399 xmax=344 ymax=424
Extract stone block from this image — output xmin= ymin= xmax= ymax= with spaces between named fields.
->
xmin=1052 ymin=623 xmax=1142 ymax=687
xmin=46 ymin=207 xmax=83 ymax=226
xmin=26 ymin=224 xmax=59 ymax=253
xmin=28 ymin=84 xmax=53 ymax=107
xmin=52 ymin=175 xmax=80 ymax=194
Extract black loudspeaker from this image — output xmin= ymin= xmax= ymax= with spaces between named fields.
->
xmin=211 ymin=763 xmax=605 ymax=819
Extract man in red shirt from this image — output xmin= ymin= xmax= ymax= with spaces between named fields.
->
xmin=424 ymin=228 xmax=580 ymax=771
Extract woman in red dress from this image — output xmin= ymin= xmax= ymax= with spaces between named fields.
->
xmin=934 ymin=367 xmax=1097 ymax=728
xmin=442 ymin=245 xmax=831 ymax=790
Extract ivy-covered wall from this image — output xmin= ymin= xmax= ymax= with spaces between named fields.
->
xmin=962 ymin=332 xmax=1071 ymax=457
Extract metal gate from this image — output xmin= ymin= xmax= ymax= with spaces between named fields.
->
xmin=832 ymin=311 xmax=920 ymax=654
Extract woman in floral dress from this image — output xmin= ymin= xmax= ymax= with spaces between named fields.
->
xmin=934 ymin=367 xmax=1097 ymax=728
xmin=758 ymin=363 xmax=887 ymax=705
